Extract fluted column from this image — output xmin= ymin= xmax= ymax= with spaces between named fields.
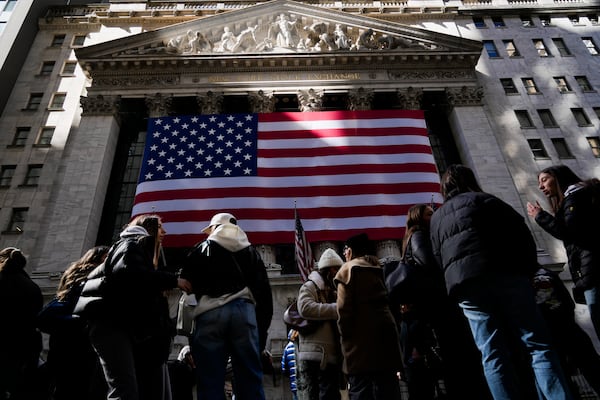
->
xmin=376 ymin=240 xmax=402 ymax=263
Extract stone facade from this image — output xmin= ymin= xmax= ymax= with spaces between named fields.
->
xmin=0 ymin=1 xmax=599 ymax=395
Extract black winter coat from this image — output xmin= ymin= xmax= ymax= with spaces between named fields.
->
xmin=430 ymin=191 xmax=538 ymax=297
xmin=180 ymin=240 xmax=273 ymax=351
xmin=101 ymin=235 xmax=179 ymax=341
xmin=535 ymin=184 xmax=600 ymax=290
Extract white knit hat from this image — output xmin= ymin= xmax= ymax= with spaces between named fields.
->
xmin=317 ymin=248 xmax=343 ymax=270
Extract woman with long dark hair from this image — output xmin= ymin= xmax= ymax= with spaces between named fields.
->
xmin=527 ymin=165 xmax=600 ymax=340
xmin=47 ymin=246 xmax=109 ymax=400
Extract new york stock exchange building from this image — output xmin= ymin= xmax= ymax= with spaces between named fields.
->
xmin=1 ymin=0 xmax=599 ymax=397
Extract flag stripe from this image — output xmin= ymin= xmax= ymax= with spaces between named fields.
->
xmin=132 ymin=110 xmax=441 ymax=247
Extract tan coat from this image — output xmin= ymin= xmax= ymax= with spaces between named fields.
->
xmin=334 ymin=257 xmax=402 ymax=375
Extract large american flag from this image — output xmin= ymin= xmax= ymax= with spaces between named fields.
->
xmin=132 ymin=110 xmax=442 ymax=247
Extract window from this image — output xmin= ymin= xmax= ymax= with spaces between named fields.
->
xmin=527 ymin=139 xmax=549 ymax=158
xmin=522 ymin=78 xmax=540 ymax=94
xmin=503 ymin=40 xmax=520 ymax=57
xmin=61 ymin=61 xmax=77 ymax=75
xmin=39 ymin=61 xmax=55 ymax=76
xmin=51 ymin=34 xmax=66 ymax=47
xmin=533 ymin=39 xmax=551 ymax=57
xmin=24 ymin=93 xmax=43 ymax=110
xmin=49 ymin=93 xmax=66 ymax=109
xmin=520 ymin=16 xmax=534 ymax=27
xmin=492 ymin=17 xmax=505 ymax=28
xmin=23 ymin=165 xmax=42 ymax=186
xmin=572 ymin=108 xmax=592 ymax=126
xmin=554 ymin=77 xmax=572 ymax=93
xmin=538 ymin=109 xmax=558 ymax=127
xmin=515 ymin=110 xmax=535 ymax=128
xmin=552 ymin=38 xmax=571 ymax=56
xmin=551 ymin=138 xmax=573 ymax=158
xmin=483 ymin=41 xmax=500 ymax=57
xmin=588 ymin=14 xmax=598 ymax=25
xmin=5 ymin=208 xmax=27 ymax=233
xmin=575 ymin=76 xmax=594 ymax=92
xmin=473 ymin=17 xmax=486 ymax=28
xmin=72 ymin=35 xmax=86 ymax=47
xmin=11 ymin=127 xmax=29 ymax=147
xmin=582 ymin=37 xmax=599 ymax=55
xmin=36 ymin=127 xmax=54 ymax=146
xmin=3 ymin=1 xmax=17 ymax=12
xmin=569 ymin=15 xmax=580 ymax=25
xmin=594 ymin=107 xmax=600 ymax=120
xmin=540 ymin=16 xmax=552 ymax=26
xmin=587 ymin=137 xmax=600 ymax=157
xmin=0 ymin=165 xmax=16 ymax=187
xmin=500 ymin=78 xmax=518 ymax=94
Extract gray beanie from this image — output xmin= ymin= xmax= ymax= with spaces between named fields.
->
xmin=317 ymin=248 xmax=343 ymax=270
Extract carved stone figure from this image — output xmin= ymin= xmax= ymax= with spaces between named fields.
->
xmin=186 ymin=31 xmax=212 ymax=54
xmin=216 ymin=26 xmax=236 ymax=52
xmin=231 ymin=23 xmax=259 ymax=52
xmin=270 ymin=13 xmax=298 ymax=48
xmin=354 ymin=28 xmax=378 ymax=50
xmin=334 ymin=24 xmax=350 ymax=50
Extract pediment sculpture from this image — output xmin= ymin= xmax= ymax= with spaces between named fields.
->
xmin=121 ymin=12 xmax=440 ymax=56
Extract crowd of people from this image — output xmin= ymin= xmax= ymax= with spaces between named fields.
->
xmin=1 ymin=163 xmax=599 ymax=400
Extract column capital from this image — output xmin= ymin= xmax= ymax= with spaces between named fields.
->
xmin=348 ymin=87 xmax=374 ymax=111
xmin=197 ymin=91 xmax=224 ymax=115
xmin=397 ymin=87 xmax=423 ymax=110
xmin=297 ymin=89 xmax=324 ymax=112
xmin=446 ymin=86 xmax=484 ymax=107
xmin=248 ymin=90 xmax=275 ymax=113
xmin=80 ymin=94 xmax=121 ymax=117
xmin=145 ymin=93 xmax=173 ymax=117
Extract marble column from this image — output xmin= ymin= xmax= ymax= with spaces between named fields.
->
xmin=249 ymin=90 xmax=276 ymax=113
xmin=397 ymin=87 xmax=423 ymax=110
xmin=145 ymin=92 xmax=173 ymax=117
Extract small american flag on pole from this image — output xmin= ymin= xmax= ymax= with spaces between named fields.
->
xmin=132 ymin=110 xmax=442 ymax=247
xmin=295 ymin=208 xmax=314 ymax=282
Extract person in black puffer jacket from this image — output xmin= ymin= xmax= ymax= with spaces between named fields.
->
xmin=430 ymin=164 xmax=573 ymax=400
xmin=87 ymin=214 xmax=192 ymax=400
xmin=527 ymin=165 xmax=600 ymax=342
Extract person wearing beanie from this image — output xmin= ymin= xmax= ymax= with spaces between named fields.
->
xmin=334 ymin=233 xmax=403 ymax=399
xmin=180 ymin=212 xmax=273 ymax=400
xmin=295 ymin=248 xmax=344 ymax=400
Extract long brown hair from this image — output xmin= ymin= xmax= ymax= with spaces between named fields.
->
xmin=401 ymin=204 xmax=431 ymax=257
xmin=128 ymin=214 xmax=162 ymax=268
xmin=57 ymin=246 xmax=109 ymax=301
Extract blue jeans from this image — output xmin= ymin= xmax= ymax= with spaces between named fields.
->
xmin=191 ymin=298 xmax=264 ymax=400
xmin=584 ymin=286 xmax=600 ymax=341
xmin=458 ymin=275 xmax=573 ymax=400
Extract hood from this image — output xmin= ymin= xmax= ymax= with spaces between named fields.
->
xmin=207 ymin=223 xmax=251 ymax=252
xmin=119 ymin=225 xmax=149 ymax=239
